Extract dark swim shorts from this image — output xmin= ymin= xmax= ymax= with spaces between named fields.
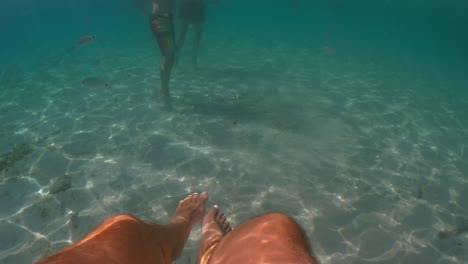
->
xmin=179 ymin=1 xmax=205 ymax=23
xmin=149 ymin=13 xmax=174 ymax=36
xmin=149 ymin=13 xmax=176 ymax=56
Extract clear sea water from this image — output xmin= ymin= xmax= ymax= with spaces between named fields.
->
xmin=1 ymin=0 xmax=467 ymax=263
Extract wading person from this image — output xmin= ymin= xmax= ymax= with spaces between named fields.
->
xmin=176 ymin=0 xmax=219 ymax=68
xmin=149 ymin=0 xmax=177 ymax=109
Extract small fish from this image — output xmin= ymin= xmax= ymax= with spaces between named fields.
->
xmin=64 ymin=35 xmax=95 ymax=53
xmin=49 ymin=175 xmax=72 ymax=194
xmin=416 ymin=186 xmax=423 ymax=199
xmin=320 ymin=45 xmax=335 ymax=53
xmin=223 ymin=89 xmax=239 ymax=101
xmin=70 ymin=210 xmax=81 ymax=229
xmin=81 ymin=76 xmax=111 ymax=88
xmin=64 ymin=45 xmax=76 ymax=53
xmin=77 ymin=35 xmax=96 ymax=46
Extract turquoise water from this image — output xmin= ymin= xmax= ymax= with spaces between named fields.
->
xmin=1 ymin=0 xmax=468 ymax=263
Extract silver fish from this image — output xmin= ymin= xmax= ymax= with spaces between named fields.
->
xmin=77 ymin=35 xmax=96 ymax=45
xmin=49 ymin=175 xmax=72 ymax=194
xmin=81 ymin=76 xmax=111 ymax=88
xmin=70 ymin=210 xmax=81 ymax=229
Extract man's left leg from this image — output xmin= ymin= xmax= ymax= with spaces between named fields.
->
xmin=192 ymin=22 xmax=204 ymax=68
xmin=159 ymin=35 xmax=176 ymax=108
xmin=150 ymin=13 xmax=177 ymax=109
xmin=36 ymin=192 xmax=208 ymax=264
xmin=177 ymin=19 xmax=190 ymax=51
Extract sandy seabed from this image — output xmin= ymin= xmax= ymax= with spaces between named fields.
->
xmin=1 ymin=36 xmax=467 ymax=264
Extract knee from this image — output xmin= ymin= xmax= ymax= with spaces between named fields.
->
xmin=111 ymin=213 xmax=138 ymax=219
xmin=262 ymin=213 xmax=312 ymax=247
xmin=255 ymin=212 xmax=297 ymax=227
xmin=266 ymin=212 xmax=295 ymax=223
xmin=264 ymin=213 xmax=307 ymax=235
xmin=166 ymin=51 xmax=176 ymax=63
xmin=105 ymin=213 xmax=142 ymax=225
xmin=164 ymin=48 xmax=176 ymax=61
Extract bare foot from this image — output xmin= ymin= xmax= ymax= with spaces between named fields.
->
xmin=171 ymin=192 xmax=208 ymax=228
xmin=159 ymin=95 xmax=173 ymax=111
xmin=163 ymin=192 xmax=208 ymax=259
xmin=197 ymin=205 xmax=232 ymax=264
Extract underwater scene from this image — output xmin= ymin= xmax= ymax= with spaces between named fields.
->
xmin=1 ymin=0 xmax=467 ymax=263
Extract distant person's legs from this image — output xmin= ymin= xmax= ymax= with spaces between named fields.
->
xmin=176 ymin=19 xmax=190 ymax=52
xmin=177 ymin=1 xmax=205 ymax=68
xmin=192 ymin=22 xmax=204 ymax=68
xmin=37 ymin=192 xmax=208 ymax=264
xmin=198 ymin=206 xmax=317 ymax=264
xmin=150 ymin=13 xmax=177 ymax=109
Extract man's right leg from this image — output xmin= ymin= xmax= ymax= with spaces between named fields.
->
xmin=150 ymin=14 xmax=176 ymax=109
xmin=158 ymin=36 xmax=176 ymax=109
xmin=192 ymin=23 xmax=204 ymax=68
xmin=176 ymin=20 xmax=190 ymax=51
xmin=198 ymin=208 xmax=317 ymax=264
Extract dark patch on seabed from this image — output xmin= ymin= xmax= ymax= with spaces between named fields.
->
xmin=0 ymin=143 xmax=33 ymax=177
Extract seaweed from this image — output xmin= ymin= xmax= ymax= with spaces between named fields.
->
xmin=0 ymin=142 xmax=33 ymax=173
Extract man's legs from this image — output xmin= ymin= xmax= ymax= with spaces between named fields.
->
xmin=192 ymin=23 xmax=204 ymax=68
xmin=37 ymin=192 xmax=208 ymax=264
xmin=150 ymin=14 xmax=177 ymax=109
xmin=176 ymin=19 xmax=190 ymax=52
xmin=159 ymin=35 xmax=176 ymax=109
xmin=198 ymin=207 xmax=317 ymax=264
